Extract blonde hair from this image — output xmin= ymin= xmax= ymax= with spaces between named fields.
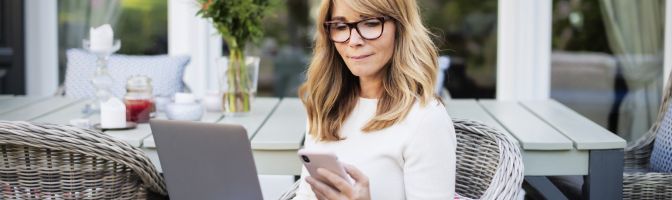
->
xmin=299 ymin=0 xmax=439 ymax=141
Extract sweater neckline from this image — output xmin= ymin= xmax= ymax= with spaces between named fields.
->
xmin=358 ymin=97 xmax=378 ymax=102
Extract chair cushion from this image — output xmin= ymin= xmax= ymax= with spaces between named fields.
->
xmin=650 ymin=101 xmax=672 ymax=172
xmin=64 ymin=49 xmax=190 ymax=99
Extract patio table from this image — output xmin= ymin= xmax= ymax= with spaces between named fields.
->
xmin=0 ymin=96 xmax=306 ymax=175
xmin=0 ymin=96 xmax=626 ymax=199
xmin=444 ymin=99 xmax=626 ymax=200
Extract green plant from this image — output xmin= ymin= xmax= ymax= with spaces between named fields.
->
xmin=197 ymin=0 xmax=273 ymax=112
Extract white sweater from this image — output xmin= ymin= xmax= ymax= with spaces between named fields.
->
xmin=292 ymin=98 xmax=456 ymax=200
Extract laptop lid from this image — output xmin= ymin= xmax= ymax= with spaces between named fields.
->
xmin=150 ymin=119 xmax=263 ymax=200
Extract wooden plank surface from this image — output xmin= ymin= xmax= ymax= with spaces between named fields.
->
xmin=142 ymin=111 xmax=224 ymax=148
xmin=0 ymin=97 xmax=81 ymax=121
xmin=217 ymin=97 xmax=280 ymax=138
xmin=521 ymin=100 xmax=626 ymax=150
xmin=251 ymin=98 xmax=306 ymax=150
xmin=444 ymin=99 xmax=519 ymax=145
xmin=142 ymin=97 xmax=279 ymax=148
xmin=30 ymin=99 xmax=154 ymax=148
xmin=479 ymin=100 xmax=573 ymax=150
xmin=104 ymin=124 xmax=152 ymax=147
xmin=0 ymin=96 xmax=49 ymax=115
xmin=32 ymin=101 xmax=89 ymax=124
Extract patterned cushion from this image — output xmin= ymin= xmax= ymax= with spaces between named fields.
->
xmin=65 ymin=49 xmax=190 ymax=99
xmin=650 ymin=101 xmax=672 ymax=172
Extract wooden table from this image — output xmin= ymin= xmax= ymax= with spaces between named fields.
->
xmin=0 ymin=96 xmax=626 ymax=199
xmin=0 ymin=96 xmax=307 ymax=175
xmin=444 ymin=99 xmax=626 ymax=200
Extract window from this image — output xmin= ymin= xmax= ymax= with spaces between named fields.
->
xmin=420 ymin=0 xmax=498 ymax=98
xmin=551 ymin=0 xmax=665 ymax=142
xmin=57 ymin=0 xmax=167 ymax=83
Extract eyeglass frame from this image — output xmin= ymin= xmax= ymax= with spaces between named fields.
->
xmin=323 ymin=16 xmax=392 ymax=43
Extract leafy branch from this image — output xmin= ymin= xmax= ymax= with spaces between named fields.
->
xmin=197 ymin=0 xmax=272 ymax=50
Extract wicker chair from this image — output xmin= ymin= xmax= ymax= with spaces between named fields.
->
xmin=451 ymin=119 xmax=524 ymax=199
xmin=0 ymin=121 xmax=166 ymax=199
xmin=621 ymin=71 xmax=672 ymax=199
xmin=278 ymin=119 xmax=524 ymax=200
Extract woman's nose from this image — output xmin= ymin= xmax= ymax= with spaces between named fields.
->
xmin=347 ymin=28 xmax=364 ymax=46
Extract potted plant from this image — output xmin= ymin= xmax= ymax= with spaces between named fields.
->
xmin=197 ymin=0 xmax=272 ymax=114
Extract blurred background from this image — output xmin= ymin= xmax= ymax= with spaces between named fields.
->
xmin=0 ymin=0 xmax=667 ymax=143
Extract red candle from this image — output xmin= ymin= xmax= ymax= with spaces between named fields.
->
xmin=125 ymin=99 xmax=153 ymax=123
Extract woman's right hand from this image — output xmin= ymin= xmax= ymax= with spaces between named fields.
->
xmin=306 ymin=164 xmax=371 ymax=200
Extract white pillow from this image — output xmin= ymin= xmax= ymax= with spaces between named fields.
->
xmin=65 ymin=49 xmax=190 ymax=99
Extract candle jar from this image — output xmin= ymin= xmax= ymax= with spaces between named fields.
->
xmin=124 ymin=76 xmax=154 ymax=123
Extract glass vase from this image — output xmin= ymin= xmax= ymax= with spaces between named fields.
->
xmin=217 ymin=56 xmax=259 ymax=116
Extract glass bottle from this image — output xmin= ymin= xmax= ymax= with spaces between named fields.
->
xmin=124 ymin=75 xmax=154 ymax=123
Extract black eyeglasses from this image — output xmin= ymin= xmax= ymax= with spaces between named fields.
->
xmin=324 ymin=16 xmax=391 ymax=43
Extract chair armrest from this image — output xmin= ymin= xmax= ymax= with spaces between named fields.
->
xmin=623 ymin=172 xmax=672 ymax=199
xmin=624 ymin=126 xmax=657 ymax=171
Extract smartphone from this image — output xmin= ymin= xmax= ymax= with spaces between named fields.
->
xmin=298 ymin=149 xmax=353 ymax=185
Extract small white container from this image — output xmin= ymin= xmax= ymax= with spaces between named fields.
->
xmin=203 ymin=90 xmax=222 ymax=112
xmin=166 ymin=93 xmax=203 ymax=121
xmin=100 ymin=97 xmax=126 ymax=128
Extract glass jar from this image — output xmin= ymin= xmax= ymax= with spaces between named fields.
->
xmin=124 ymin=75 xmax=154 ymax=123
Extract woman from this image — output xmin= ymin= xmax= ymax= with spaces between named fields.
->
xmin=294 ymin=0 xmax=456 ymax=199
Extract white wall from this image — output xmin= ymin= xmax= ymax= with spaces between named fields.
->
xmin=497 ymin=0 xmax=552 ymax=100
xmin=168 ymin=0 xmax=222 ymax=98
xmin=24 ymin=0 xmax=59 ymax=96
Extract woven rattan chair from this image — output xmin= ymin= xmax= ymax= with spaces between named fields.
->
xmin=621 ymin=71 xmax=672 ymax=199
xmin=451 ymin=119 xmax=524 ymax=199
xmin=278 ymin=119 xmax=524 ymax=200
xmin=0 ymin=121 xmax=166 ymax=199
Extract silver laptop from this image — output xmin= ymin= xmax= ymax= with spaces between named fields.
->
xmin=150 ymin=119 xmax=263 ymax=200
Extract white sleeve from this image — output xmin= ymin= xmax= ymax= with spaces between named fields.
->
xmin=292 ymin=122 xmax=317 ymax=200
xmin=402 ymin=107 xmax=457 ymax=199
xmin=291 ymin=166 xmax=317 ymax=200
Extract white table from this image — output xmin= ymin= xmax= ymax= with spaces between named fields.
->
xmin=0 ymin=96 xmax=306 ymax=175
xmin=0 ymin=96 xmax=626 ymax=199
xmin=444 ymin=99 xmax=626 ymax=200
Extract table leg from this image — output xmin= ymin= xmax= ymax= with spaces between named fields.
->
xmin=524 ymin=176 xmax=568 ymax=200
xmin=583 ymin=149 xmax=624 ymax=200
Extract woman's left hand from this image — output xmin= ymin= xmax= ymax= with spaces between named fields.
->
xmin=305 ymin=164 xmax=371 ymax=200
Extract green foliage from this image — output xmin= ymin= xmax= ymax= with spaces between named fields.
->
xmin=197 ymin=0 xmax=274 ymax=51
xmin=551 ymin=0 xmax=611 ymax=53
xmin=116 ymin=0 xmax=168 ymax=55
xmin=419 ymin=0 xmax=498 ymax=71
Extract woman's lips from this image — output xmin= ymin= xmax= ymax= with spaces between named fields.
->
xmin=349 ymin=54 xmax=373 ymax=61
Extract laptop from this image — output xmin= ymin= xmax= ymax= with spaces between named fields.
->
xmin=149 ymin=119 xmax=263 ymax=200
